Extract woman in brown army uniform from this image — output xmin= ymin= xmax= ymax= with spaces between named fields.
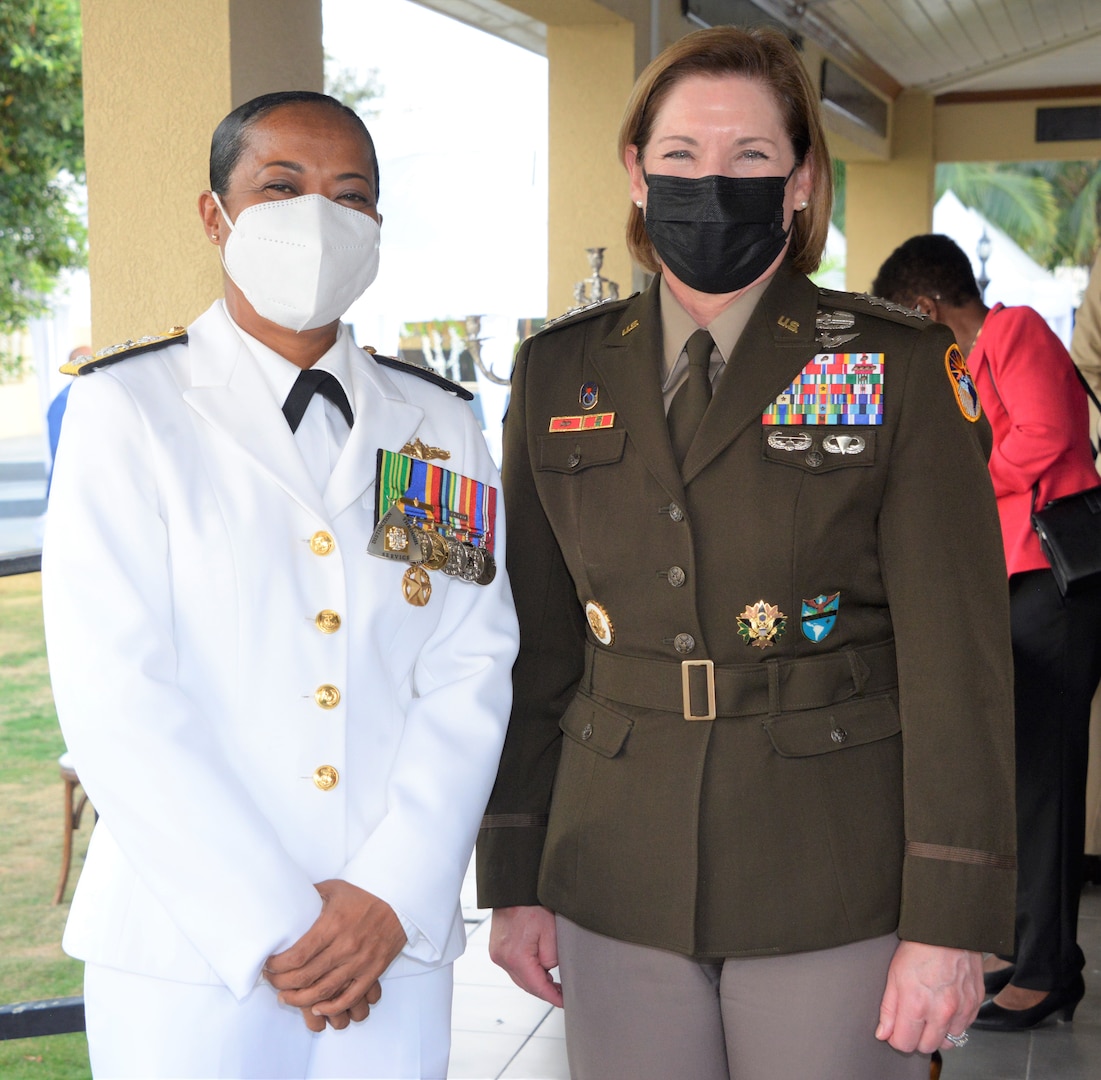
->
xmin=477 ymin=26 xmax=1016 ymax=1080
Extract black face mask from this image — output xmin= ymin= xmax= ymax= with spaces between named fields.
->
xmin=642 ymin=168 xmax=795 ymax=294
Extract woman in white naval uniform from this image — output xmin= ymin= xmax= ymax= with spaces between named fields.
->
xmin=42 ymin=91 xmax=518 ymax=1079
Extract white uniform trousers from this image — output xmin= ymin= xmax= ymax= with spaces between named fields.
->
xmin=84 ymin=963 xmax=452 ymax=1079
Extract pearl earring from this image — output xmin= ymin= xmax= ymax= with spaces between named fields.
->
xmin=635 ymin=200 xmax=643 ymax=208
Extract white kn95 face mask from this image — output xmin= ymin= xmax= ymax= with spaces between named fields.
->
xmin=213 ymin=192 xmax=381 ymax=332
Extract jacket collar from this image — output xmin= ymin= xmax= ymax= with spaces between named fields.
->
xmin=182 ymin=303 xmax=423 ymax=522
xmin=588 ymin=262 xmax=822 ymax=493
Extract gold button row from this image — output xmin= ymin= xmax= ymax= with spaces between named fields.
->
xmin=315 ymin=609 xmax=341 ymax=633
xmin=310 ymin=531 xmax=335 ymax=556
xmin=313 ymin=765 xmax=339 ymax=791
xmin=314 ymin=684 xmax=341 ymax=709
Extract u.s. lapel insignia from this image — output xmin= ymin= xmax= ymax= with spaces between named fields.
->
xmin=621 ymin=319 xmax=639 ymax=336
xmin=579 ymin=382 xmax=599 ymax=410
xmin=737 ymin=600 xmax=786 ymax=649
xmin=945 ymin=344 xmax=981 ymax=422
xmin=801 ymin=592 xmax=840 ymax=642
xmin=584 ymin=600 xmax=615 ymax=646
xmin=777 ymin=315 xmax=800 ymax=334
xmin=399 ymin=437 xmax=451 ymax=461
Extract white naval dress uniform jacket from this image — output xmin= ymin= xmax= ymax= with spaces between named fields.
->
xmin=42 ymin=301 xmax=519 ymax=1004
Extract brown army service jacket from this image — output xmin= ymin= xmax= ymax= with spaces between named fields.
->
xmin=477 ymin=260 xmax=1017 ymax=959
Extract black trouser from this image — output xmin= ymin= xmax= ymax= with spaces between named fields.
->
xmin=1005 ymin=568 xmax=1101 ymax=989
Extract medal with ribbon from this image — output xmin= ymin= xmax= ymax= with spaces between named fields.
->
xmin=369 ymin=449 xmax=498 ymax=604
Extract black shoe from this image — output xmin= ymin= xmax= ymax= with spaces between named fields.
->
xmin=971 ymin=974 xmax=1085 ymax=1031
xmin=1084 ymin=854 xmax=1101 ymax=886
xmin=983 ymin=964 xmax=1015 ymax=996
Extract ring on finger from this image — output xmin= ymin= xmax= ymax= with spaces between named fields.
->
xmin=944 ymin=1031 xmax=969 ymax=1049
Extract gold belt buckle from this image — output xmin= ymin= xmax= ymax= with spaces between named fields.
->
xmin=681 ymin=659 xmax=716 ymax=721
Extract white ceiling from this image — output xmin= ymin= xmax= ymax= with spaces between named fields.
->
xmin=415 ymin=0 xmax=1101 ymax=100
xmin=751 ymin=0 xmax=1101 ymax=97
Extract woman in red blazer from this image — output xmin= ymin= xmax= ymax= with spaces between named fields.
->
xmin=874 ymin=233 xmax=1101 ymax=1031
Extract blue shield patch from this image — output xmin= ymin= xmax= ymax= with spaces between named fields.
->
xmin=801 ymin=592 xmax=840 ymax=643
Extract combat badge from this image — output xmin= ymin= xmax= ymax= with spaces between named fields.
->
xmin=822 ymin=433 xmax=865 ymax=455
xmin=816 ymin=310 xmax=859 ymax=350
xmin=737 ymin=600 xmax=786 ymax=649
xmin=585 ymin=600 xmax=615 ymax=646
xmin=801 ymin=592 xmax=839 ymax=642
xmin=767 ymin=431 xmax=812 ymax=452
xmin=945 ymin=344 xmax=981 ymax=422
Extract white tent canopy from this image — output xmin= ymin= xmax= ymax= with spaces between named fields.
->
xmin=932 ymin=190 xmax=1078 ymax=347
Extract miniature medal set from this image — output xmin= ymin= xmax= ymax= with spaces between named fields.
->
xmin=368 ymin=438 xmax=496 ymax=607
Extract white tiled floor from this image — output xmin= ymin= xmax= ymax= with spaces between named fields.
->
xmin=451 ymin=861 xmax=569 ymax=1080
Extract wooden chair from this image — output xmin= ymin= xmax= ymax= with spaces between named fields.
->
xmin=53 ymin=751 xmax=91 ymax=905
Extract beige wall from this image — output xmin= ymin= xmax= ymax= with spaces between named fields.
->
xmin=936 ymin=95 xmax=1101 ymax=164
xmin=546 ymin=22 xmax=636 ymax=315
xmin=81 ymin=0 xmax=322 ymax=348
xmin=845 ymin=92 xmax=936 ymax=293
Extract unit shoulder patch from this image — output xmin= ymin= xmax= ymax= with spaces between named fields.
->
xmin=369 ymin=351 xmax=474 ymax=401
xmin=62 ymin=327 xmax=188 ymax=375
xmin=945 ymin=343 xmax=982 ymax=422
xmin=535 ymin=293 xmax=637 ymax=337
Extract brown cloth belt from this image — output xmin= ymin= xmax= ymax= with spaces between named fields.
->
xmin=581 ymin=640 xmax=898 ymax=720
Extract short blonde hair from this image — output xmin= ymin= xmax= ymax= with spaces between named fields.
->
xmin=618 ymin=26 xmax=832 ymax=276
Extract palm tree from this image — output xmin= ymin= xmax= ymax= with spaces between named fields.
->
xmin=935 ymin=163 xmax=1058 ymax=258
xmin=831 ymin=160 xmax=1100 ymax=269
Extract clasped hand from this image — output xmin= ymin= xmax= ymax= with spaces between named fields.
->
xmin=264 ymin=879 xmax=407 ymax=1032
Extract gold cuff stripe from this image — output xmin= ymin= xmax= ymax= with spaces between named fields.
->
xmin=906 ymin=840 xmax=1015 ymax=871
xmin=480 ymin=813 xmax=549 ymax=829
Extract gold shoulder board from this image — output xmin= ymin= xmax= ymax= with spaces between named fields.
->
xmin=61 ymin=326 xmax=188 ymax=375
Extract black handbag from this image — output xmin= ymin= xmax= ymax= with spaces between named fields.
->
xmin=982 ymin=329 xmax=1101 ymax=597
xmin=1031 ymin=482 xmax=1101 ymax=596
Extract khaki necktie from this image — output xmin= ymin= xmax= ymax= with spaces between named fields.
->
xmin=667 ymin=328 xmax=714 ymax=468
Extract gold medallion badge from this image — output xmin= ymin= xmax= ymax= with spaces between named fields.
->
xmin=584 ymin=600 xmax=615 ymax=646
xmin=736 ymin=600 xmax=787 ymax=649
xmin=402 ymin=565 xmax=432 ymax=607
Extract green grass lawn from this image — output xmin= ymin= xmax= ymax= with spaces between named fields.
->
xmin=0 ymin=572 xmax=91 ymax=1079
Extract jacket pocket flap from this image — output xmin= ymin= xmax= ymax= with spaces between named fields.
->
xmin=560 ymin=693 xmax=634 ymax=758
xmin=763 ymin=693 xmax=899 ymax=758
xmin=537 ymin=430 xmax=627 ymax=474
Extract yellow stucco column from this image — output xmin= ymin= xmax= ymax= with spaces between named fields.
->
xmin=546 ymin=21 xmax=636 ymax=317
xmin=844 ymin=91 xmax=936 ymax=294
xmin=81 ymin=0 xmax=322 ymax=348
